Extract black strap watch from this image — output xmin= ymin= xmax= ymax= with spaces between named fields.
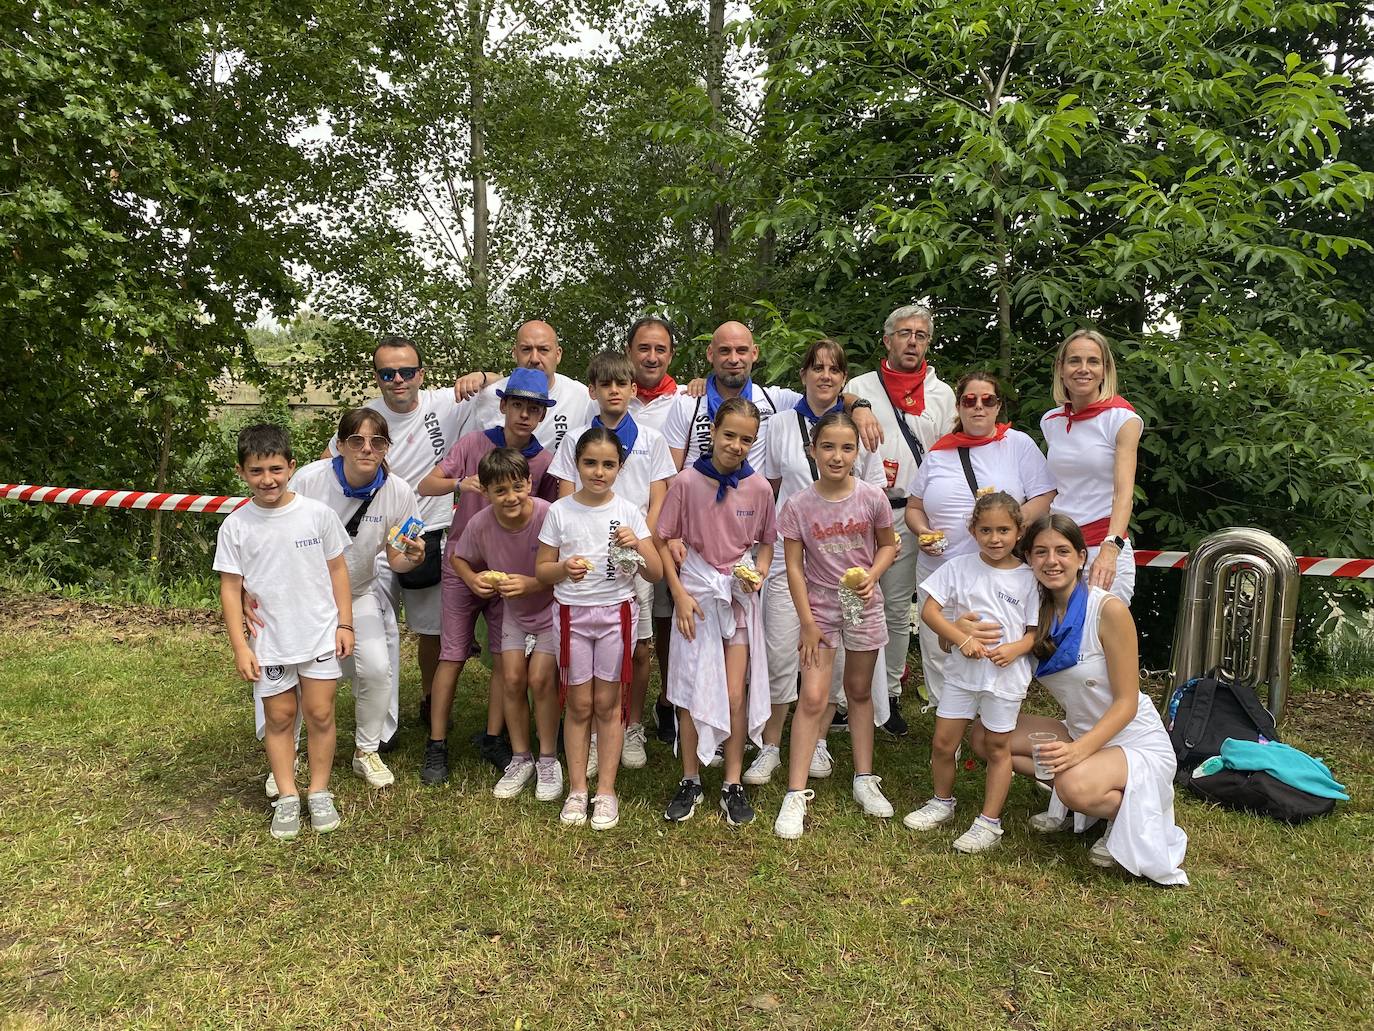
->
xmin=848 ymin=397 xmax=873 ymax=411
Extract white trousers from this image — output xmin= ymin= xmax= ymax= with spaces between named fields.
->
xmin=879 ymin=518 xmax=919 ymax=699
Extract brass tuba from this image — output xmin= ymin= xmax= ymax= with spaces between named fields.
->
xmin=1168 ymin=527 xmax=1300 ymax=723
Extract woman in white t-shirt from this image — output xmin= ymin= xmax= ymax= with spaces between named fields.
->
xmin=1039 ymin=329 xmax=1143 ymax=604
xmin=290 ymin=408 xmax=426 ymax=790
xmin=905 ymin=372 xmax=1056 ymax=705
xmin=536 ymin=427 xmax=664 ymax=831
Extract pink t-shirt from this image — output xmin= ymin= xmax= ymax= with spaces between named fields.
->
xmin=438 ymin=429 xmax=558 ymax=559
xmin=777 ymin=479 xmax=892 ymax=625
xmin=454 ymin=498 xmax=554 ymax=632
xmin=656 ymin=466 xmax=777 ymax=572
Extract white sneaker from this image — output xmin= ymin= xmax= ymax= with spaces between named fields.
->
xmin=586 ymin=737 xmax=599 ymax=779
xmin=265 ymin=756 xmax=301 ymax=800
xmin=808 ymin=740 xmax=834 ymax=779
xmin=706 ymin=744 xmax=724 ymax=768
xmin=1089 ymin=821 xmax=1116 ymax=867
xmin=903 ymin=797 xmax=957 ymax=831
xmin=622 ymin=724 xmax=648 ymax=769
xmin=493 ymin=756 xmax=536 ymax=799
xmin=559 ymin=790 xmax=589 ymax=827
xmin=743 ymin=744 xmax=782 ymax=785
xmin=773 ymin=789 xmax=815 ymax=839
xmin=953 ymin=816 xmax=1004 ymax=853
xmin=852 ymin=775 xmax=894 ymax=818
xmin=534 ymin=758 xmax=564 ymax=802
xmin=1028 ymin=809 xmax=1072 ymax=833
xmin=351 ymin=751 xmax=394 ymax=789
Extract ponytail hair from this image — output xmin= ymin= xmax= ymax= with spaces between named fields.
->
xmin=1023 ymin=514 xmax=1089 ymax=662
xmin=966 ymin=490 xmax=1024 ymax=538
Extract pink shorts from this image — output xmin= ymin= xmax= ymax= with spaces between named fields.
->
xmin=815 ymin=603 xmax=889 ymax=653
xmin=556 ymin=601 xmax=638 ymax=686
xmin=726 ymin=600 xmax=748 ymax=647
xmin=439 ymin=567 xmax=503 ymax=663
xmin=499 ymin=619 xmax=557 ymax=658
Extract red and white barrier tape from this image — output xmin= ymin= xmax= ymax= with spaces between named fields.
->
xmin=4 ymin=482 xmax=1372 ymax=578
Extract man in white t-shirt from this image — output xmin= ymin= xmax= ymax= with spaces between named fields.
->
xmin=625 ymin=316 xmax=686 ymax=434
xmin=845 ymin=304 xmax=957 ymax=735
xmin=326 ymin=335 xmax=471 ymax=731
xmin=453 ymin=320 xmax=595 ymax=452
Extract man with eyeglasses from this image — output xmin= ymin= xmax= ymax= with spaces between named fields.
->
xmin=453 ymin=319 xmax=595 ymax=451
xmin=327 ymin=334 xmax=472 ymax=734
xmin=844 ymin=304 xmax=957 ymax=735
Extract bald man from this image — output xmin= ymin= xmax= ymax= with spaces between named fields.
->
xmin=456 ymin=320 xmax=596 ymax=451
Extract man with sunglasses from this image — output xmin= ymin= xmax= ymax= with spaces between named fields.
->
xmin=453 ymin=319 xmax=595 ymax=451
xmin=327 ymin=335 xmax=473 ymax=733
xmin=844 ymin=305 xmax=957 ymax=735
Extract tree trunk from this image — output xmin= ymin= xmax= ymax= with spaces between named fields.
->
xmin=149 ymin=396 xmax=174 ymax=567
xmin=754 ymin=26 xmax=784 ymax=297
xmin=707 ymin=0 xmax=729 ymax=318
xmin=469 ymin=0 xmax=490 ymax=353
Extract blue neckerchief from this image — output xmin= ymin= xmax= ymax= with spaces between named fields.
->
xmin=692 ymin=454 xmax=754 ymax=502
xmin=484 ymin=427 xmax=543 ymax=459
xmin=332 ymin=455 xmax=385 ymax=499
xmin=1034 ymin=582 xmax=1088 ymax=678
xmin=593 ymin=412 xmax=639 ymax=459
xmin=796 ymin=397 xmax=843 ymax=424
xmin=705 ymin=373 xmax=753 ymax=421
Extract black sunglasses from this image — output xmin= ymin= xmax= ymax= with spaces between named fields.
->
xmin=376 ymin=366 xmax=422 ymax=382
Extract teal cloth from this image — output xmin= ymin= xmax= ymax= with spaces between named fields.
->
xmin=1218 ymin=739 xmax=1349 ymax=800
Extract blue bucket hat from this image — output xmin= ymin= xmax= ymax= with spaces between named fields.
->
xmin=496 ymin=367 xmax=556 ymax=407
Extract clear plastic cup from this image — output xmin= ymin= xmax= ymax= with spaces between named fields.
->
xmin=1028 ymin=732 xmax=1058 ymax=781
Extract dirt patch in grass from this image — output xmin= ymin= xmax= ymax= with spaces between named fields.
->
xmin=0 ymin=592 xmax=221 ymax=636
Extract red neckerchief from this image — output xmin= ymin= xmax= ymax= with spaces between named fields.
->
xmin=930 ymin=422 xmax=1011 ymax=451
xmin=879 ymin=360 xmax=926 ymax=416
xmin=1044 ymin=396 xmax=1135 ymax=432
xmin=635 ymin=373 xmax=678 ymax=405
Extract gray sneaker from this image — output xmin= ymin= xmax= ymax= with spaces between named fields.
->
xmin=307 ymin=791 xmax=341 ymax=833
xmin=270 ymin=795 xmax=301 ymax=841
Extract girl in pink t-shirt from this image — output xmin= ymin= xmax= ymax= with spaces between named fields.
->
xmin=535 ymin=427 xmax=663 ymax=831
xmin=656 ymin=397 xmax=777 ymax=828
xmin=774 ymin=412 xmax=898 ymax=839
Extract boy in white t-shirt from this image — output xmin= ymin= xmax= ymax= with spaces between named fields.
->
xmin=549 ymin=350 xmax=676 ymax=772
xmin=215 ymin=425 xmax=354 ymax=841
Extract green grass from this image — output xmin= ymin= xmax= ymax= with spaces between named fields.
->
xmin=1 ymin=595 xmax=1371 ymax=1029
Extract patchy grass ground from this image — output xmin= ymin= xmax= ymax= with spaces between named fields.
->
xmin=0 ymin=593 xmax=1371 ymax=1030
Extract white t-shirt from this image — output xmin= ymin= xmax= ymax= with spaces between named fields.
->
xmin=328 ymin=388 xmax=470 ymax=530
xmin=762 ymin=405 xmax=887 ymax=573
xmin=466 ymin=371 xmax=595 ymax=454
xmin=548 ymin=419 xmax=676 ymax=522
xmin=212 ymin=495 xmax=350 ymax=665
xmin=844 ymin=368 xmax=956 ymax=499
xmin=629 ymin=386 xmax=687 ymax=434
xmin=662 ymin=381 xmax=802 ymax=470
xmin=538 ymin=494 xmax=651 ymax=607
xmin=921 ymin=553 xmax=1040 ymax=699
xmin=1040 ymin=405 xmax=1143 ymax=527
xmin=290 ymin=459 xmax=422 ymax=598
xmin=907 ymin=429 xmax=1057 ymax=577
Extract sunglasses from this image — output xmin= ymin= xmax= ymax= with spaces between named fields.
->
xmin=376 ymin=366 xmax=421 ymax=382
xmin=343 ymin=434 xmax=390 ymax=451
xmin=959 ymin=393 xmax=1000 ymax=409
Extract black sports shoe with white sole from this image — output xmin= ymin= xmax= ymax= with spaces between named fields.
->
xmin=719 ymin=782 xmax=756 ymax=827
xmin=664 ymin=779 xmax=703 ymax=822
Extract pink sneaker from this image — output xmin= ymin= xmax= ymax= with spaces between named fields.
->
xmin=590 ymin=793 xmax=619 ymax=831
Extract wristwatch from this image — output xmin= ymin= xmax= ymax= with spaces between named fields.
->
xmin=849 ymin=398 xmax=873 ymax=411
xmin=1106 ymin=534 xmax=1127 ymax=550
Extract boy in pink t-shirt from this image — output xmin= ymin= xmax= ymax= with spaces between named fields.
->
xmin=452 ymin=449 xmax=562 ymax=804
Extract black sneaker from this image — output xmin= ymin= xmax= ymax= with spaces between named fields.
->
xmin=828 ymin=708 xmax=850 ymax=734
xmin=420 ymin=739 xmax=449 ymax=786
xmin=654 ymin=699 xmax=677 ymax=745
xmin=477 ymin=732 xmax=513 ymax=772
xmin=664 ymin=779 xmax=703 ymax=823
xmin=719 ymin=782 xmax=755 ymax=826
xmin=377 ymin=729 xmax=401 ymax=754
xmin=882 ymin=696 xmax=909 ymax=738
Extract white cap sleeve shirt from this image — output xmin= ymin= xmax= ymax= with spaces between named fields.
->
xmin=328 ymin=387 xmax=470 ymax=531
xmin=906 ymin=429 xmax=1057 ymax=577
xmin=212 ymin=495 xmax=350 ymax=665
xmin=628 ymin=386 xmax=687 ymax=434
xmin=662 ymin=383 xmax=803 ymax=470
xmin=537 ymin=494 xmax=652 ymax=607
xmin=289 ymin=459 xmax=422 ymax=598
xmin=921 ymin=554 xmax=1039 ymax=698
xmin=1040 ymin=405 xmax=1144 ymax=526
xmin=466 ymin=372 xmax=596 ymax=454
xmin=547 ymin=421 xmax=676 ymax=520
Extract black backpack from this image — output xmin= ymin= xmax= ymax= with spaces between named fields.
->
xmin=1166 ymin=670 xmax=1278 ymax=785
xmin=1186 ymin=767 xmax=1336 ymax=824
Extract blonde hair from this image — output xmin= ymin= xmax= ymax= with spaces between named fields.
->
xmin=1052 ymin=329 xmax=1119 ymax=406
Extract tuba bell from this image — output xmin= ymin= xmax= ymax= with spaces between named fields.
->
xmin=1168 ymin=527 xmax=1301 ymax=723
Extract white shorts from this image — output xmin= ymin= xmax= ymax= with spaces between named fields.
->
xmin=935 ymin=683 xmax=1023 ymax=734
xmin=499 ymin=620 xmax=557 ymax=658
xmin=633 ymin=576 xmax=655 ymax=641
xmin=254 ymin=652 xmax=341 ymax=703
